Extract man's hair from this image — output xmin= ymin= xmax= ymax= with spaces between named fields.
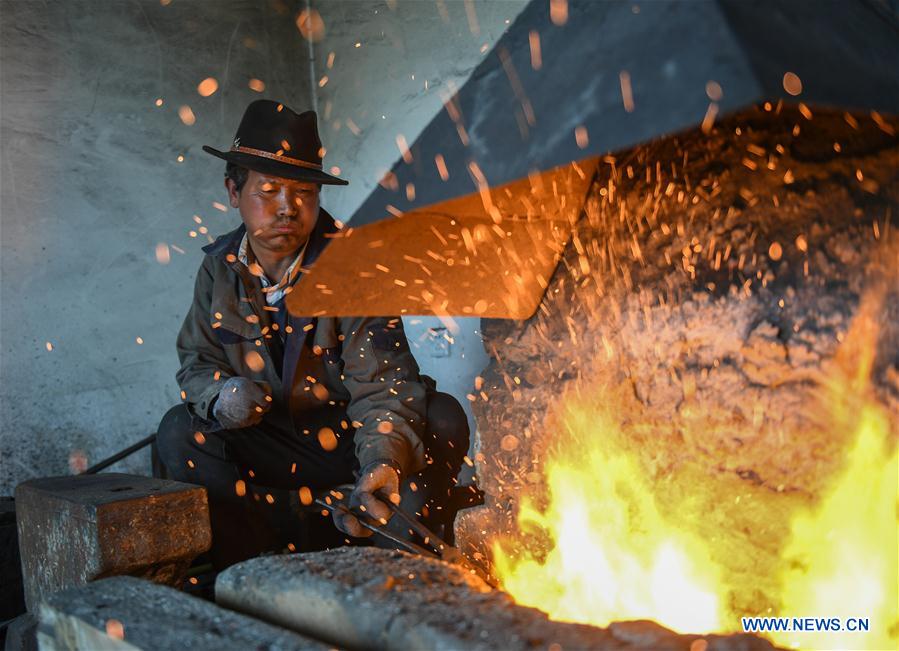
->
xmin=225 ymin=162 xmax=322 ymax=194
xmin=225 ymin=162 xmax=250 ymax=193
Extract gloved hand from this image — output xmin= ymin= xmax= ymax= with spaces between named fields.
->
xmin=332 ymin=461 xmax=401 ymax=537
xmin=212 ymin=376 xmax=272 ymax=430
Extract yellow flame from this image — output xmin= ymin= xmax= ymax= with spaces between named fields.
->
xmin=772 ymin=404 xmax=897 ymax=650
xmin=492 ymin=284 xmax=897 ymax=647
xmin=493 ymin=398 xmax=724 ymax=634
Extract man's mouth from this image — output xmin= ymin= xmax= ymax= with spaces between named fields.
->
xmin=271 ymin=224 xmax=297 ymax=233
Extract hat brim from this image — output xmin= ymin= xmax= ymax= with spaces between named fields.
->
xmin=202 ymin=146 xmax=349 ymax=186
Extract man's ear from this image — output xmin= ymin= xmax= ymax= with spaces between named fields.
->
xmin=225 ymin=177 xmax=240 ymax=208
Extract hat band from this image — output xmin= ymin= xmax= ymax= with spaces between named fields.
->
xmin=230 ymin=145 xmax=323 ymax=170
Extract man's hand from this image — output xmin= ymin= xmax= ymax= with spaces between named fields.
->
xmin=332 ymin=462 xmax=401 ymax=537
xmin=212 ymin=377 xmax=272 ymax=430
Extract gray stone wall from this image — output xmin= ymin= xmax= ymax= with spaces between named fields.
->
xmin=0 ymin=0 xmax=312 ymax=493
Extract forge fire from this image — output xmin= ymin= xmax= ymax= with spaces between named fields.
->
xmin=2 ymin=1 xmax=898 ymax=651
xmin=458 ymin=104 xmax=899 ymax=651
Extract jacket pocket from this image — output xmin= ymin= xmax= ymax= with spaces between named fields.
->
xmin=214 ymin=309 xmax=262 ymax=343
xmin=216 ymin=327 xmax=253 ymax=345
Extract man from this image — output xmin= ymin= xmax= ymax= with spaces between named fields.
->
xmin=156 ymin=99 xmax=469 ymax=569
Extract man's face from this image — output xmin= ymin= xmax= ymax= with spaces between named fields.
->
xmin=226 ymin=169 xmax=320 ymax=257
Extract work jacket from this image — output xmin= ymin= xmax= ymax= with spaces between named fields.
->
xmin=175 ymin=208 xmax=428 ymax=477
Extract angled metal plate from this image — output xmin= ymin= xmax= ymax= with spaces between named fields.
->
xmin=286 ymin=157 xmax=597 ymax=320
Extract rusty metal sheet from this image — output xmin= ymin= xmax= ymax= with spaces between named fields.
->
xmin=286 ymin=158 xmax=598 ymax=320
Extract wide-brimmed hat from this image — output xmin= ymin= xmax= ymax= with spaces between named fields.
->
xmin=203 ymin=99 xmax=348 ymax=186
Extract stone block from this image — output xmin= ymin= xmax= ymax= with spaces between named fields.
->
xmin=15 ymin=473 xmax=211 ymax=610
xmin=36 ymin=575 xmax=328 ymax=651
xmin=218 ymin=548 xmax=778 ymax=651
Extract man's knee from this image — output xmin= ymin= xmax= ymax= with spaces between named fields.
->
xmin=424 ymin=391 xmax=470 ymax=468
xmin=156 ymin=404 xmax=194 ymax=478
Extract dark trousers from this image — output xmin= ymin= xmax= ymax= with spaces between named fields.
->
xmin=156 ymin=391 xmax=469 ymax=570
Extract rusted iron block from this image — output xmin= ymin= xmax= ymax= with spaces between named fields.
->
xmin=15 ymin=473 xmax=211 ymax=610
xmin=36 ymin=575 xmax=328 ymax=651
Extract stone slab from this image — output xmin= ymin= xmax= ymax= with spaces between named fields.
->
xmin=36 ymin=575 xmax=329 ymax=651
xmin=216 ymin=547 xmax=776 ymax=651
xmin=14 ymin=473 xmax=211 ymax=610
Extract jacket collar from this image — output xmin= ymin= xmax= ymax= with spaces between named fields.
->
xmin=202 ymin=207 xmax=340 ymax=268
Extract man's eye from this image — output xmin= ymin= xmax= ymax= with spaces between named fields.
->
xmin=260 ymin=182 xmax=275 ymax=192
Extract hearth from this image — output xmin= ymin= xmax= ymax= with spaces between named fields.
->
xmin=456 ymin=103 xmax=898 ymax=650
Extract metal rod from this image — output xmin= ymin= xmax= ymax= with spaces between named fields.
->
xmin=384 ymin=501 xmax=495 ymax=585
xmin=385 ymin=500 xmax=453 ymax=553
xmin=82 ymin=434 xmax=157 ymax=475
xmin=186 ymin=563 xmax=214 ymax=578
xmin=314 ymin=498 xmax=439 ymax=559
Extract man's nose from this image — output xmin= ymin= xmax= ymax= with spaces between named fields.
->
xmin=276 ymin=191 xmax=298 ymax=216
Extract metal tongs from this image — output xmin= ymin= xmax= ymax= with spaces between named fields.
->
xmin=314 ymin=486 xmax=496 ymax=587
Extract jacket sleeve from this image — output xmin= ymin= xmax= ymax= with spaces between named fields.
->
xmin=340 ymin=317 xmax=427 ymax=477
xmin=176 ymin=257 xmax=235 ymax=423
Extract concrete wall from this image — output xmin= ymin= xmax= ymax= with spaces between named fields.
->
xmin=0 ymin=0 xmax=523 ymax=493
xmin=0 ymin=0 xmax=312 ymax=493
